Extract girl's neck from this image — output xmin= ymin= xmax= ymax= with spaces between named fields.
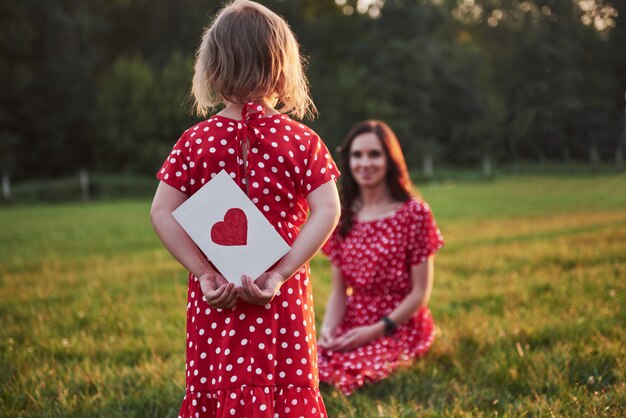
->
xmin=219 ymin=97 xmax=280 ymax=119
xmin=357 ymin=184 xmax=395 ymax=208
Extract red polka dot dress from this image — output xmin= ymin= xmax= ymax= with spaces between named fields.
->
xmin=156 ymin=103 xmax=339 ymax=417
xmin=318 ymin=198 xmax=443 ymax=396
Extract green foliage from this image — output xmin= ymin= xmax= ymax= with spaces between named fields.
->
xmin=95 ymin=52 xmax=196 ymax=174
xmin=1 ymin=0 xmax=626 ymax=179
xmin=5 ymin=174 xmax=156 ymax=204
xmin=1 ymin=174 xmax=625 ymax=416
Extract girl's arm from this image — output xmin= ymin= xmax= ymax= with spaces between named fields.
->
xmin=240 ymin=180 xmax=341 ymax=305
xmin=150 ymin=181 xmax=238 ymax=308
xmin=317 ymin=264 xmax=347 ymax=348
xmin=327 ymin=255 xmax=435 ymax=352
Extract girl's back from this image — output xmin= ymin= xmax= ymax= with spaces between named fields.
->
xmin=151 ymin=1 xmax=340 ymax=416
xmin=159 ymin=103 xmax=337 ymax=240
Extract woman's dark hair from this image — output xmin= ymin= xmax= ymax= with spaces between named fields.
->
xmin=338 ymin=120 xmax=417 ymax=237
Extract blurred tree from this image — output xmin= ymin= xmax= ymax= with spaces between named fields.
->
xmin=95 ymin=52 xmax=195 ymax=173
xmin=95 ymin=55 xmax=159 ymax=173
xmin=0 ymin=0 xmax=108 ymax=178
xmin=1 ymin=0 xmax=625 ymax=180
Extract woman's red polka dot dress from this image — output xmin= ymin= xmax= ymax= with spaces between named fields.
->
xmin=156 ymin=103 xmax=339 ymax=417
xmin=319 ymin=198 xmax=444 ymax=395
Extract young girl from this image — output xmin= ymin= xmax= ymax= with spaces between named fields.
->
xmin=150 ymin=1 xmax=340 ymax=416
xmin=317 ymin=120 xmax=443 ymax=395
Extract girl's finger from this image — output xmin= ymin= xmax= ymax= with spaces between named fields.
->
xmin=224 ymin=294 xmax=238 ymax=309
xmin=211 ymin=283 xmax=234 ymax=306
xmin=226 ymin=286 xmax=240 ymax=307
xmin=205 ymin=283 xmax=227 ymax=301
xmin=248 ymin=281 xmax=270 ymax=300
xmin=241 ymin=276 xmax=256 ymax=302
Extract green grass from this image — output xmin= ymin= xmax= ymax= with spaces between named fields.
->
xmin=1 ymin=174 xmax=625 ymax=417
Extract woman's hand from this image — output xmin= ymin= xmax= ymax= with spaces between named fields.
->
xmin=239 ymin=271 xmax=286 ymax=306
xmin=198 ymin=272 xmax=238 ymax=309
xmin=317 ymin=327 xmax=337 ymax=349
xmin=324 ymin=323 xmax=384 ymax=352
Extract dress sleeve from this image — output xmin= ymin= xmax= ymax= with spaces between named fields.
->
xmin=302 ymin=134 xmax=340 ymax=197
xmin=321 ymin=229 xmax=342 ymax=266
xmin=156 ymin=131 xmax=192 ymax=195
xmin=407 ymin=201 xmax=444 ymax=266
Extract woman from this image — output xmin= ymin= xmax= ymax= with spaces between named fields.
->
xmin=317 ymin=120 xmax=444 ymax=395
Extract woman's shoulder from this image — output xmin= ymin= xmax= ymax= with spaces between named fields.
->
xmin=402 ymin=197 xmax=434 ymax=219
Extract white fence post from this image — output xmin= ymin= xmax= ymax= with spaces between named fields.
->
xmin=79 ymin=169 xmax=89 ymax=201
xmin=423 ymin=153 xmax=434 ymax=179
xmin=482 ymin=154 xmax=493 ymax=177
xmin=1 ymin=172 xmax=9 ymax=201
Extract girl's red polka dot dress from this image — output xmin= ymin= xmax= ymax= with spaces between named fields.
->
xmin=319 ymin=199 xmax=444 ymax=395
xmin=157 ymin=103 xmax=339 ymax=417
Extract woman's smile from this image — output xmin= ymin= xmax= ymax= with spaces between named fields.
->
xmin=349 ymin=132 xmax=387 ymax=188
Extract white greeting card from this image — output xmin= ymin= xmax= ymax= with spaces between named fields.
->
xmin=172 ymin=170 xmax=291 ymax=286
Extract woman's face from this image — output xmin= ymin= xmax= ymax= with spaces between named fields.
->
xmin=349 ymin=132 xmax=387 ymax=189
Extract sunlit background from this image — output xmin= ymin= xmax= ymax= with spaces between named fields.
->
xmin=0 ymin=0 xmax=624 ymax=202
xmin=1 ymin=2 xmax=625 ymax=417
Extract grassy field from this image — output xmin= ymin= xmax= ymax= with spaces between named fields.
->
xmin=1 ymin=174 xmax=625 ymax=417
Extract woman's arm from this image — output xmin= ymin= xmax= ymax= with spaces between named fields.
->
xmin=240 ymin=180 xmax=341 ymax=305
xmin=150 ymin=181 xmax=238 ymax=308
xmin=327 ymin=255 xmax=435 ymax=352
xmin=382 ymin=255 xmax=434 ymax=326
xmin=318 ymin=264 xmax=347 ymax=348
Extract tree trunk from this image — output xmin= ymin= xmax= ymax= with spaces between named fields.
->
xmin=423 ymin=153 xmax=434 ymax=179
xmin=79 ymin=169 xmax=89 ymax=201
xmin=2 ymin=172 xmax=10 ymax=202
xmin=616 ymin=147 xmax=624 ymax=171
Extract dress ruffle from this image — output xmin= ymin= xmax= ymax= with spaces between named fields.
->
xmin=178 ymin=385 xmax=327 ymax=418
xmin=319 ymin=307 xmax=436 ymax=396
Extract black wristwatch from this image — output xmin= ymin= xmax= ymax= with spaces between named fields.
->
xmin=381 ymin=316 xmax=397 ymax=336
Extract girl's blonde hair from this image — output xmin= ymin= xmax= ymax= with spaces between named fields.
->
xmin=192 ymin=0 xmax=316 ymax=119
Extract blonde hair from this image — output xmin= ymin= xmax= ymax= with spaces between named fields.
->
xmin=192 ymin=0 xmax=316 ymax=119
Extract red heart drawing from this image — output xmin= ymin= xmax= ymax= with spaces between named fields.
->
xmin=211 ymin=208 xmax=248 ymax=246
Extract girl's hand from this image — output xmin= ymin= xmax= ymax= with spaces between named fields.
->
xmin=325 ymin=323 xmax=383 ymax=352
xmin=317 ymin=327 xmax=337 ymax=349
xmin=198 ymin=272 xmax=238 ymax=309
xmin=239 ymin=271 xmax=285 ymax=306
